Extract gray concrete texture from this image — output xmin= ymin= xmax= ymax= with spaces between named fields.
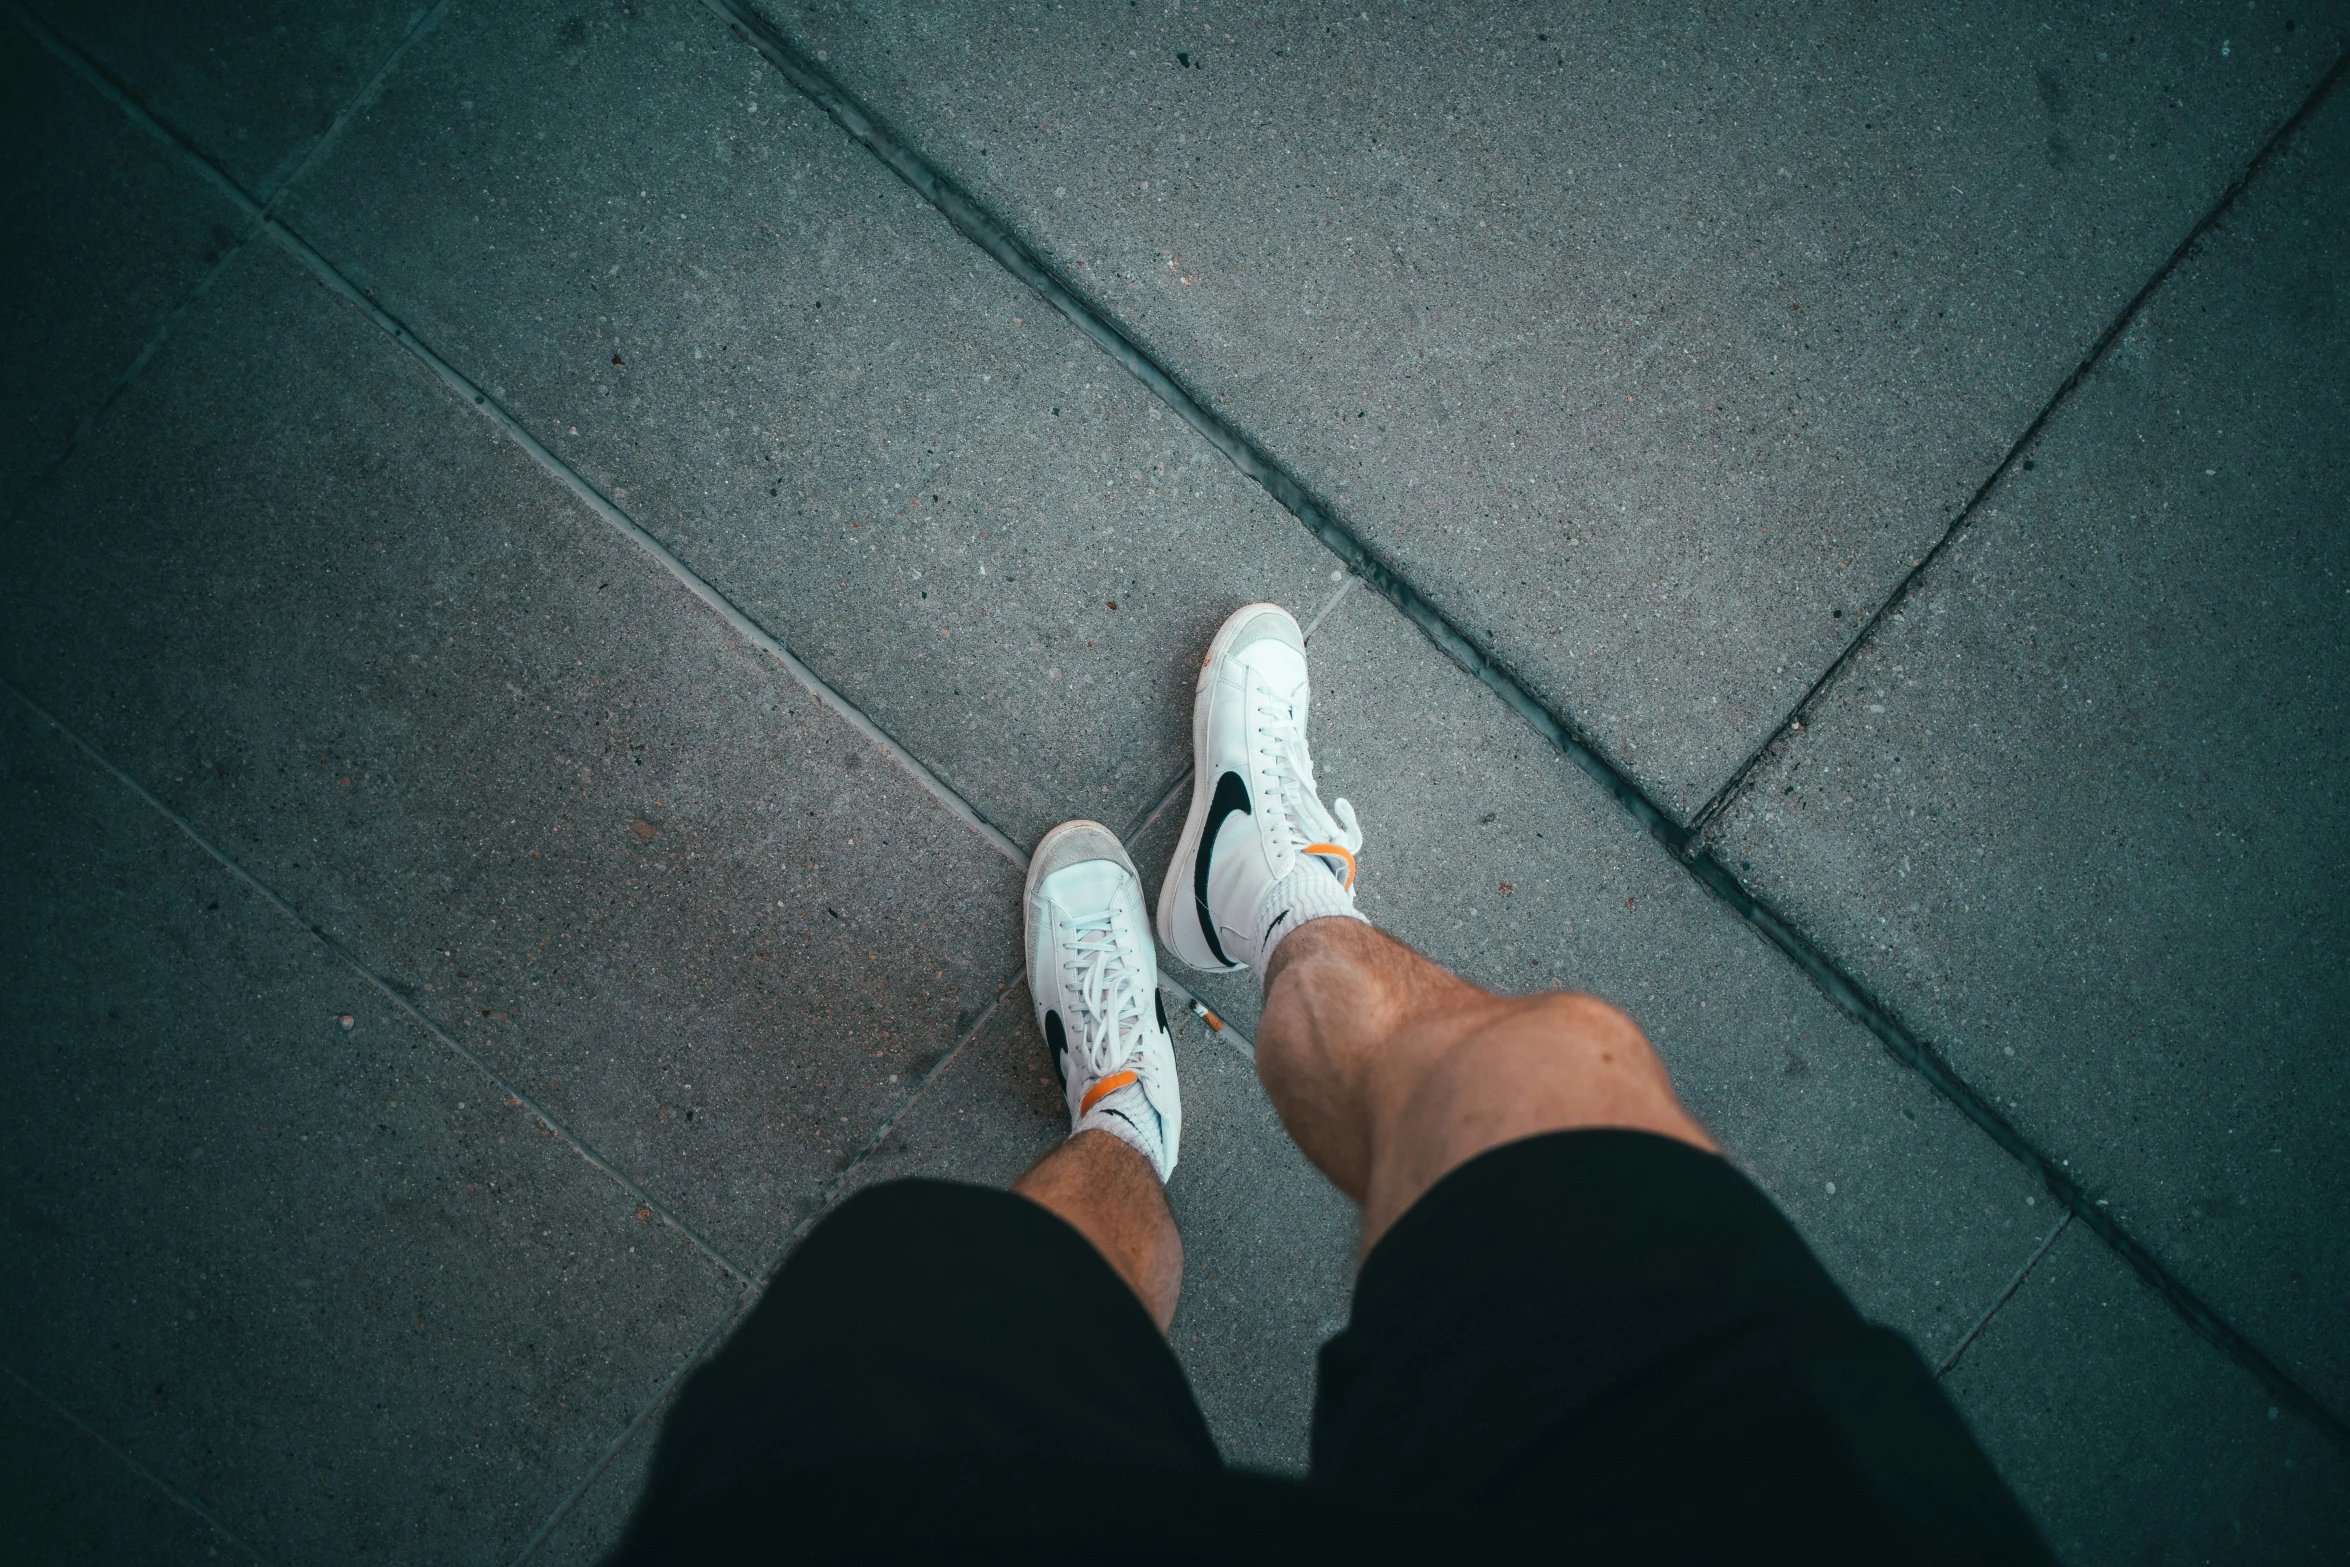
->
xmin=1710 ymin=83 xmax=2350 ymax=1411
xmin=1944 ymin=1225 xmax=2350 ymax=1563
xmin=275 ymin=0 xmax=1337 ymax=851
xmin=0 ymin=698 xmax=743 ymax=1562
xmin=3 ymin=0 xmax=2347 ymax=1559
xmin=0 ymin=1373 xmax=241 ymax=1565
xmin=0 ymin=30 xmax=246 ymax=512
xmin=0 ymin=238 xmax=1025 ymax=1269
xmin=21 ymin=0 xmax=426 ymax=195
xmin=783 ymin=0 xmax=2347 ymax=816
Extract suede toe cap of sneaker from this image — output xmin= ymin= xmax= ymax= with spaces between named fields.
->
xmin=1026 ymin=820 xmax=1139 ymax=891
xmin=1223 ymin=604 xmax=1304 ymax=658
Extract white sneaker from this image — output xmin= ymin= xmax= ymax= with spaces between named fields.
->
xmin=1156 ymin=603 xmax=1365 ymax=974
xmin=1024 ymin=820 xmax=1181 ymax=1180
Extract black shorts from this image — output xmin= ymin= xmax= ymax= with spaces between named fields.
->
xmin=605 ymin=1130 xmax=2048 ymax=1564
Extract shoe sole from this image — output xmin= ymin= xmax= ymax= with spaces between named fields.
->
xmin=1154 ymin=603 xmax=1296 ymax=972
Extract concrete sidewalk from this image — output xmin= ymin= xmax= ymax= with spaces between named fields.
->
xmin=3 ymin=2 xmax=2345 ymax=1562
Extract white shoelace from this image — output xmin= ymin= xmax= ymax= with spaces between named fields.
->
xmin=1250 ymin=694 xmax=1363 ymax=865
xmin=1058 ymin=908 xmax=1156 ymax=1086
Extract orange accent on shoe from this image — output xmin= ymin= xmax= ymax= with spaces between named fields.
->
xmin=1302 ymin=842 xmax=1357 ymax=889
xmin=1079 ymin=1070 xmax=1140 ymax=1114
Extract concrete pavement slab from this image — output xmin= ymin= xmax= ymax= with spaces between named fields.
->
xmin=0 ymin=238 xmax=1024 ymax=1267
xmin=1943 ymin=1225 xmax=2350 ymax=1563
xmin=0 ymin=32 xmax=246 ymax=515
xmin=1131 ymin=583 xmax=2053 ymax=1358
xmin=278 ymin=0 xmax=1335 ymax=852
xmin=825 ymin=983 xmax=1064 ymax=1205
xmin=1708 ymin=86 xmax=2350 ymax=1411
xmin=522 ymin=1401 xmax=667 ymax=1566
xmin=19 ymin=0 xmax=424 ymax=196
xmin=0 ymin=697 xmax=742 ymax=1565
xmin=777 ymin=0 xmax=2343 ymax=816
xmin=0 ymin=1373 xmax=246 ymax=1565
xmin=833 ymin=986 xmax=1354 ymax=1473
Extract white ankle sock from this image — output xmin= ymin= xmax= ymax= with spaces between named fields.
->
xmin=1073 ymin=1082 xmax=1169 ymax=1178
xmin=1237 ymin=856 xmax=1366 ymax=970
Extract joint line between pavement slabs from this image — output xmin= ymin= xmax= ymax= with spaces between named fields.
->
xmin=3 ymin=0 xmax=257 ymax=215
xmin=251 ymin=0 xmax=459 ymax=206
xmin=699 ymin=0 xmax=1672 ymax=849
xmin=1686 ymin=46 xmax=2350 ymax=843
xmin=758 ymin=660 xmax=1295 ymax=1295
xmin=512 ymin=938 xmax=1253 ymax=1567
xmin=2 ymin=1362 xmax=274 ymax=1567
xmin=753 ymin=977 xmax=1017 ymax=1277
xmin=511 ymin=701 xmax=1288 ymax=1561
xmin=507 ymin=1290 xmax=751 ymax=1567
xmin=511 ymin=968 xmax=1028 ymax=1565
xmin=3 ymin=678 xmax=756 ymax=1288
xmin=6 ymin=0 xmax=1031 ymax=875
xmin=1936 ymin=1212 xmax=2072 ymax=1381
xmin=715 ymin=0 xmax=2350 ymax=1452
xmin=0 ymin=0 xmax=447 ymax=537
xmin=13 ymin=0 xmax=1257 ymax=1281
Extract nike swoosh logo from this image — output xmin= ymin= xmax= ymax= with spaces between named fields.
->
xmin=1194 ymin=770 xmax=1251 ymax=968
xmin=1044 ymin=1010 xmax=1069 ymax=1087
xmin=1261 ymin=907 xmax=1292 ymax=949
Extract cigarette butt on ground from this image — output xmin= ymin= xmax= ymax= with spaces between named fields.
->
xmin=1187 ymin=998 xmax=1224 ymax=1033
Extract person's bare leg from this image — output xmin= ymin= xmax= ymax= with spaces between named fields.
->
xmin=1012 ymin=1128 xmax=1184 ymax=1332
xmin=1258 ymin=917 xmax=1715 ymax=1255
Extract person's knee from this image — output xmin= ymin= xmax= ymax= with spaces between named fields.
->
xmin=1496 ymin=988 xmax=1652 ymax=1056
xmin=1405 ymin=988 xmax=1704 ymax=1145
xmin=1429 ymin=987 xmax=1652 ymax=1068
